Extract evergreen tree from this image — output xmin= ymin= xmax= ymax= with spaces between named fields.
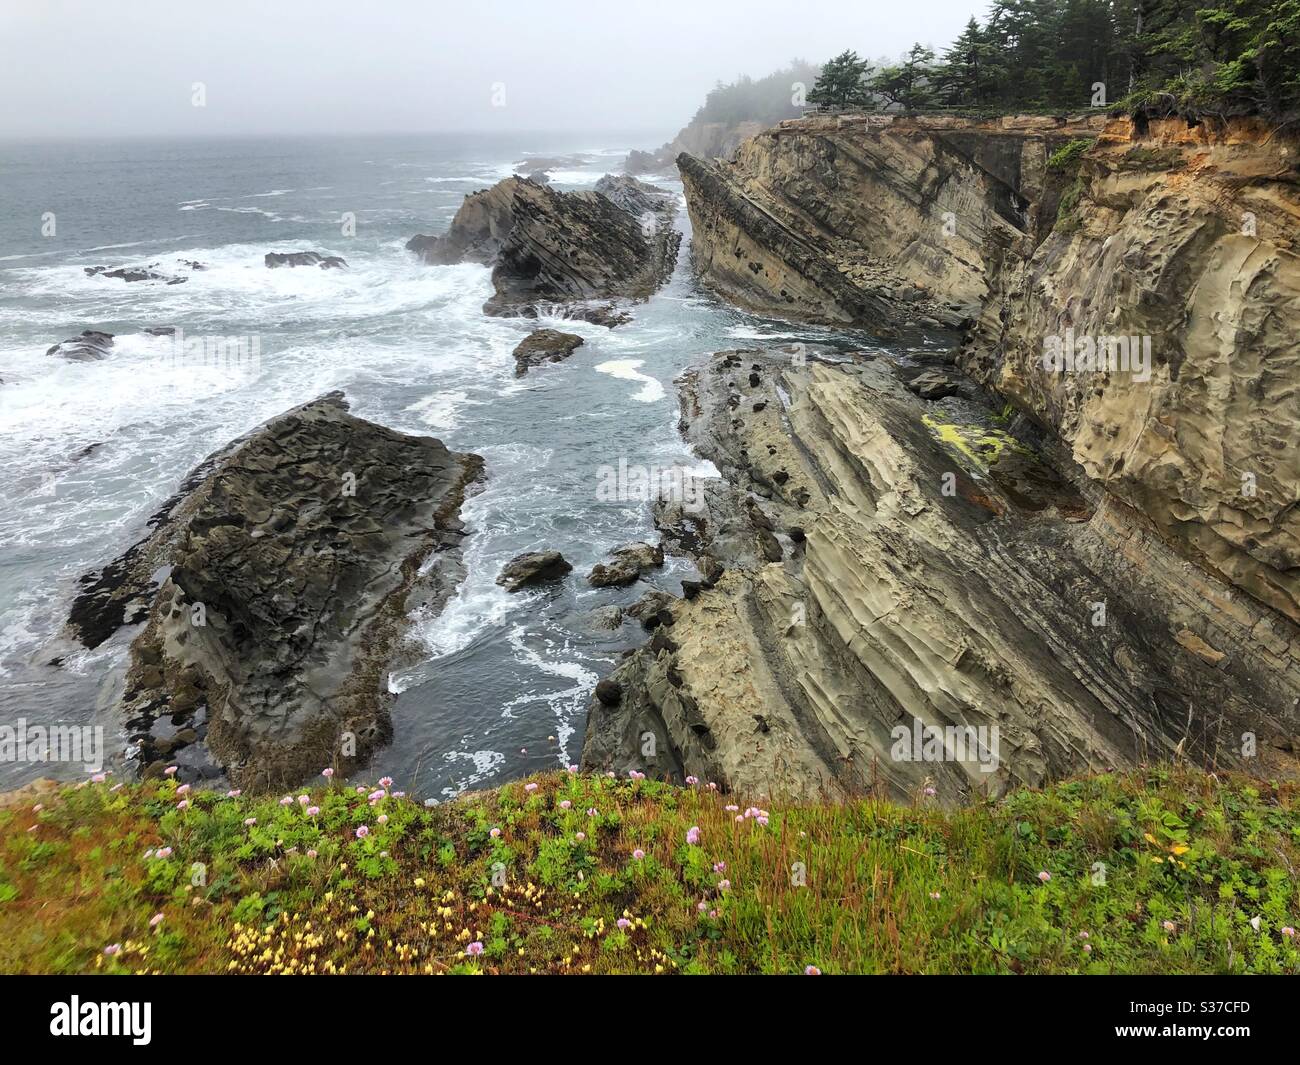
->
xmin=813 ymin=1 xmax=1300 ymax=119
xmin=870 ymin=44 xmax=939 ymax=110
xmin=808 ymin=50 xmax=872 ymax=109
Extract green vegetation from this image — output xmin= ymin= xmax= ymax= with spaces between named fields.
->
xmin=1 ymin=767 xmax=1297 ymax=974
xmin=810 ymin=1 xmax=1300 ymax=119
xmin=1048 ymin=138 xmax=1095 ymax=172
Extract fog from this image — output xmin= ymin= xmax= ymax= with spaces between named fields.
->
xmin=0 ymin=0 xmax=979 ymax=138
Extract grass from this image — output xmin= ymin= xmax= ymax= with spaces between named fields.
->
xmin=1 ymin=766 xmax=1297 ymax=974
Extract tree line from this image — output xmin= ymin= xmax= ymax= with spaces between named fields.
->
xmin=808 ymin=1 xmax=1300 ymax=118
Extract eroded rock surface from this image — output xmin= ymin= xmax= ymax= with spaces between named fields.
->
xmin=406 ymin=175 xmax=680 ymax=320
xmin=679 ymin=113 xmax=1300 ymax=633
xmin=581 ymin=348 xmax=1300 ymax=801
xmin=65 ymin=393 xmax=483 ymax=789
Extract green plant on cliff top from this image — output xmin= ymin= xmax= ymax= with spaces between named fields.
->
xmin=1 ymin=767 xmax=1297 ymax=974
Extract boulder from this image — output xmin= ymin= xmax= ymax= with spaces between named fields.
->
xmin=496 ymin=550 xmax=573 ymax=591
xmin=905 ymin=368 xmax=966 ymax=401
xmin=588 ymin=542 xmax=665 ymax=588
xmin=512 ymin=329 xmax=584 ymax=377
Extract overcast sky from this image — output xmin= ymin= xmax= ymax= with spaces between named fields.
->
xmin=0 ymin=0 xmax=981 ymax=138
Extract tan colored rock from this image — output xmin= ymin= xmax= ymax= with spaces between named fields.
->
xmin=582 ymin=349 xmax=1300 ymax=802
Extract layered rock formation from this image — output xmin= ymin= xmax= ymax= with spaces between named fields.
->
xmin=407 ymin=175 xmax=680 ymax=320
xmin=581 ymin=348 xmax=1300 ymax=801
xmin=679 ymin=114 xmax=1110 ymax=332
xmin=65 ymin=393 xmax=483 ymax=789
xmin=679 ymin=112 xmax=1300 ymax=636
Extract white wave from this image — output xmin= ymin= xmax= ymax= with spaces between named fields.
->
xmin=544 ymin=170 xmax=603 ymax=186
xmin=593 ymin=358 xmax=665 ymax=402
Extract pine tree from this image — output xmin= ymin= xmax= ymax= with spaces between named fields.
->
xmin=936 ymin=18 xmax=991 ymax=105
xmin=807 ymin=50 xmax=872 ymax=109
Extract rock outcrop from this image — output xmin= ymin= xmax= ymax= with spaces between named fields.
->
xmin=678 ymin=112 xmax=1300 ymax=633
xmin=46 ymin=330 xmax=115 ymax=362
xmin=497 ymin=550 xmax=573 ymax=591
xmin=265 ymin=251 xmax=347 ymax=269
xmin=678 ymin=114 xmax=1108 ymax=333
xmin=581 ymin=348 xmax=1300 ymax=801
xmin=588 ymin=542 xmax=664 ymax=588
xmin=512 ymin=329 xmax=584 ymax=377
xmin=406 ymin=175 xmax=680 ymax=319
xmin=65 ymin=393 xmax=483 ymax=789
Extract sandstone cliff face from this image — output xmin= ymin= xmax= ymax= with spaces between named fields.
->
xmin=67 ymin=394 xmax=483 ymax=789
xmin=963 ymin=118 xmax=1300 ymax=629
xmin=679 ymin=113 xmax=1300 ymax=631
xmin=679 ymin=115 xmax=1106 ymax=331
xmin=581 ymin=349 xmax=1300 ymax=801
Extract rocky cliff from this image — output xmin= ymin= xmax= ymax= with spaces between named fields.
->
xmin=581 ymin=347 xmax=1300 ymax=800
xmin=679 ymin=113 xmax=1300 ymax=632
xmin=582 ymin=113 xmax=1300 ymax=800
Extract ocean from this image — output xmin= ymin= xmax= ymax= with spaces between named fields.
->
xmin=0 ymin=131 xmax=917 ymax=799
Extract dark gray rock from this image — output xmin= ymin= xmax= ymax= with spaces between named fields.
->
xmin=588 ymin=542 xmax=664 ymax=588
xmin=265 ymin=251 xmax=347 ymax=269
xmin=46 ymin=330 xmax=115 ymax=362
xmin=67 ymin=392 xmax=483 ymax=791
xmin=497 ymin=550 xmax=573 ymax=591
xmin=512 ymin=329 xmax=584 ymax=377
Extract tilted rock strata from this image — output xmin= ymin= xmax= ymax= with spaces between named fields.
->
xmin=680 ymin=113 xmax=1300 ymax=631
xmin=678 ymin=114 xmax=1103 ymax=331
xmin=407 ymin=175 xmax=680 ymax=319
xmin=960 ymin=116 xmax=1300 ymax=628
xmin=581 ymin=349 xmax=1300 ymax=802
xmin=66 ymin=393 xmax=483 ymax=789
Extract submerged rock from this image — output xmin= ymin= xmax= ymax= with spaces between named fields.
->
xmin=512 ymin=329 xmax=584 ymax=377
xmin=66 ymin=392 xmax=483 ymax=789
xmin=497 ymin=550 xmax=573 ymax=591
xmin=265 ymin=251 xmax=347 ymax=269
xmin=46 ymin=330 xmax=115 ymax=362
xmin=85 ymin=265 xmax=186 ymax=285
